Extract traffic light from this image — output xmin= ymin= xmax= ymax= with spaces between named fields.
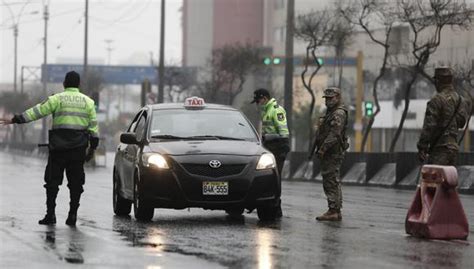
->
xmin=91 ymin=91 xmax=100 ymax=112
xmin=364 ymin=101 xmax=374 ymax=117
xmin=262 ymin=56 xmax=283 ymax=65
xmin=263 ymin=57 xmax=272 ymax=65
xmin=316 ymin=57 xmax=324 ymax=65
xmin=272 ymin=57 xmax=281 ymax=65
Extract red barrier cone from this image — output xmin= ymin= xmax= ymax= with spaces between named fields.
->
xmin=405 ymin=165 xmax=469 ymax=240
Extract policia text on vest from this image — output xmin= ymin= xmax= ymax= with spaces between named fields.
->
xmin=0 ymin=71 xmax=99 ymax=226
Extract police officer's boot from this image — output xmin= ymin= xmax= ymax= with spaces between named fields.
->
xmin=66 ymin=193 xmax=81 ymax=226
xmin=316 ymin=209 xmax=342 ymax=221
xmin=38 ymin=189 xmax=57 ymax=225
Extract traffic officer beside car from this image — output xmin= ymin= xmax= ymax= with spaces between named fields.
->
xmin=417 ymin=67 xmax=470 ymax=166
xmin=251 ymin=88 xmax=290 ymax=218
xmin=310 ymin=87 xmax=349 ymax=221
xmin=0 ymin=71 xmax=99 ymax=226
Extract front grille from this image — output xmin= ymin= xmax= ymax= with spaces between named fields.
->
xmin=182 ymin=163 xmax=246 ymax=178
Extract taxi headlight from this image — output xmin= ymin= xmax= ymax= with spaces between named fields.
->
xmin=142 ymin=153 xmax=169 ymax=169
xmin=256 ymin=153 xmax=276 ymax=170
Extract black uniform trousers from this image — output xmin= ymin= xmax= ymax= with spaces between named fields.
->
xmin=263 ymin=139 xmax=290 ymax=195
xmin=44 ymin=147 xmax=86 ymax=213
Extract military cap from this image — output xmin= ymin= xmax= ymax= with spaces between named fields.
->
xmin=323 ymin=87 xmax=341 ymax=98
xmin=251 ymin=88 xmax=271 ymax=103
xmin=433 ymin=67 xmax=453 ymax=78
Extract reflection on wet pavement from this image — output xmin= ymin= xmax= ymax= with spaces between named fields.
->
xmin=41 ymin=227 xmax=85 ymax=264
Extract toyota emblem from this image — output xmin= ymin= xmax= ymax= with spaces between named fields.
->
xmin=209 ymin=160 xmax=222 ymax=168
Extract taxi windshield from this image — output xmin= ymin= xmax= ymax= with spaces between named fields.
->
xmin=150 ymin=109 xmax=258 ymax=141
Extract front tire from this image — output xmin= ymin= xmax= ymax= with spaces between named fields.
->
xmin=113 ymin=171 xmax=132 ymax=216
xmin=133 ymin=174 xmax=154 ymax=221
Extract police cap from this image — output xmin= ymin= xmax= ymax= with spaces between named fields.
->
xmin=251 ymin=88 xmax=271 ymax=103
xmin=323 ymin=87 xmax=341 ymax=98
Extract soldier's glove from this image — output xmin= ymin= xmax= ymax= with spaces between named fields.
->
xmin=85 ymin=148 xmax=95 ymax=162
xmin=418 ymin=150 xmax=427 ymax=164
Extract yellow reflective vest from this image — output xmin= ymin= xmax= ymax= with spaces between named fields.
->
xmin=261 ymin=98 xmax=289 ymax=137
xmin=18 ymin=87 xmax=99 ymax=139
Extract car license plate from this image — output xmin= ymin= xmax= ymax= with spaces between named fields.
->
xmin=203 ymin=181 xmax=228 ymax=195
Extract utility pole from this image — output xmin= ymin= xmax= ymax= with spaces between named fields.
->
xmin=83 ymin=0 xmax=89 ymax=90
xmin=355 ymin=51 xmax=364 ymax=152
xmin=13 ymin=24 xmax=18 ymax=92
xmin=104 ymin=39 xmax=114 ymax=65
xmin=157 ymin=0 xmax=166 ymax=103
xmin=284 ymin=0 xmax=295 ymax=142
xmin=41 ymin=4 xmax=49 ymax=144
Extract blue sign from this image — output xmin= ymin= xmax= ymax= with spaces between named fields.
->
xmin=42 ymin=64 xmax=158 ymax=85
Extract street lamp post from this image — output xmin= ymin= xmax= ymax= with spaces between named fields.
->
xmin=41 ymin=4 xmax=49 ymax=144
xmin=13 ymin=24 xmax=18 ymax=92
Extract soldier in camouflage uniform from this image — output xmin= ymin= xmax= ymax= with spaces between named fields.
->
xmin=417 ymin=67 xmax=468 ymax=166
xmin=312 ymin=87 xmax=348 ymax=221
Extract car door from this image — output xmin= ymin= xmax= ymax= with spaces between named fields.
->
xmin=122 ymin=110 xmax=148 ymax=194
xmin=116 ymin=110 xmax=143 ymax=198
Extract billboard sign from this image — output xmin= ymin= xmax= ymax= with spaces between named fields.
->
xmin=42 ymin=64 xmax=158 ymax=85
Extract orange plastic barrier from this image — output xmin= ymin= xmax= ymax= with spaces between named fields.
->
xmin=405 ymin=165 xmax=469 ymax=240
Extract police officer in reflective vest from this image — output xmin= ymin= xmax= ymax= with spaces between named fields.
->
xmin=0 ymin=71 xmax=99 ymax=226
xmin=251 ymin=88 xmax=290 ymax=217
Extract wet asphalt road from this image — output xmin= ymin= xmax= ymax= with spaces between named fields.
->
xmin=0 ymin=150 xmax=473 ymax=268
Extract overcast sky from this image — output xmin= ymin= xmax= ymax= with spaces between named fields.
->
xmin=0 ymin=0 xmax=182 ymax=83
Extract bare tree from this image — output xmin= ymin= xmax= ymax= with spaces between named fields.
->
xmin=453 ymin=63 xmax=474 ymax=144
xmin=295 ymin=9 xmax=337 ymax=152
xmin=389 ymin=0 xmax=472 ymax=152
xmin=340 ymin=0 xmax=398 ymax=152
xmin=198 ymin=42 xmax=261 ymax=105
xmin=331 ymin=8 xmax=354 ymax=88
xmin=164 ymin=66 xmax=197 ymax=102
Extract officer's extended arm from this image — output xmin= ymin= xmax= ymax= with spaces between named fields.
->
xmin=11 ymin=96 xmax=57 ymax=124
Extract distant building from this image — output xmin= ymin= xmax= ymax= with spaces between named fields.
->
xmin=182 ymin=0 xmax=264 ymax=67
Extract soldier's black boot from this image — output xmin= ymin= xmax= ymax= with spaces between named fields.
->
xmin=66 ymin=192 xmax=81 ymax=226
xmin=39 ymin=189 xmax=57 ymax=225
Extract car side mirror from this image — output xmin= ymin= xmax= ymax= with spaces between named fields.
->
xmin=120 ymin=132 xmax=139 ymax=145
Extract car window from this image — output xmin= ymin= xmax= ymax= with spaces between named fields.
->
xmin=127 ymin=111 xmax=143 ymax=132
xmin=150 ymin=109 xmax=258 ymax=141
xmin=135 ymin=112 xmax=148 ymax=141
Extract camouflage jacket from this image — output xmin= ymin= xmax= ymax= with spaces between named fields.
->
xmin=417 ymin=84 xmax=463 ymax=152
xmin=315 ymin=104 xmax=348 ymax=155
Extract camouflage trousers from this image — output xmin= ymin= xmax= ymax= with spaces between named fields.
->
xmin=320 ymin=153 xmax=344 ymax=211
xmin=428 ymin=148 xmax=458 ymax=166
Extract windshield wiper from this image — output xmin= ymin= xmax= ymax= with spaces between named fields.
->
xmin=151 ymin=135 xmax=193 ymax=140
xmin=189 ymin=135 xmax=246 ymax=141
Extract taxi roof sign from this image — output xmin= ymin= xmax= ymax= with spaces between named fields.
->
xmin=184 ymin=96 xmax=206 ymax=109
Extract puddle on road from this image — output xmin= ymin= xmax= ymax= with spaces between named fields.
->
xmin=39 ymin=227 xmax=85 ymax=264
